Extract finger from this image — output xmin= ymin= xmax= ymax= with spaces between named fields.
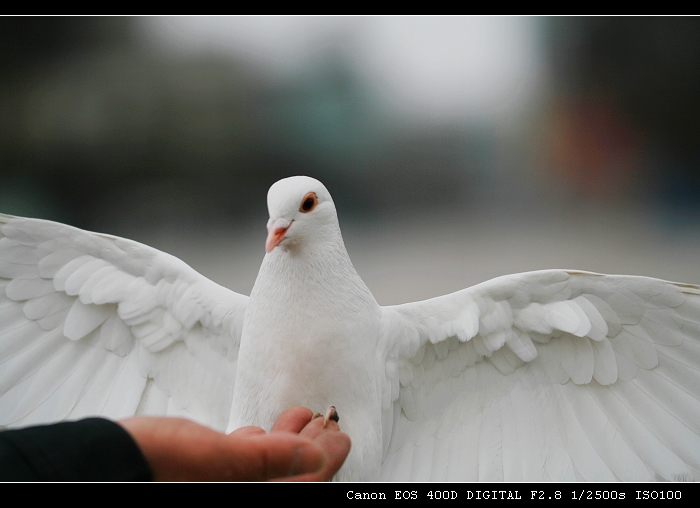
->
xmin=276 ymin=430 xmax=351 ymax=481
xmin=120 ymin=416 xmax=326 ymax=482
xmin=270 ymin=406 xmax=314 ymax=433
xmin=225 ymin=433 xmax=326 ymax=481
xmin=311 ymin=429 xmax=351 ymax=481
xmin=230 ymin=426 xmax=266 ymax=436
xmin=298 ymin=411 xmax=342 ymax=439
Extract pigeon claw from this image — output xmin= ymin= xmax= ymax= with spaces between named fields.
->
xmin=311 ymin=406 xmax=339 ymax=427
xmin=324 ymin=405 xmax=339 ymax=428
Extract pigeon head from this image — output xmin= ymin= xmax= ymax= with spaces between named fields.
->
xmin=265 ymin=176 xmax=337 ymax=253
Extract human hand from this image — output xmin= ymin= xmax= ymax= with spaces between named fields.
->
xmin=118 ymin=407 xmax=350 ymax=481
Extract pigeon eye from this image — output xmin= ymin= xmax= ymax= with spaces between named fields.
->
xmin=300 ymin=192 xmax=318 ymax=213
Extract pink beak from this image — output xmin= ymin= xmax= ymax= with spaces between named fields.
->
xmin=266 ymin=218 xmax=292 ymax=253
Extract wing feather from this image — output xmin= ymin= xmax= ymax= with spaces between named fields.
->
xmin=555 ymin=384 xmax=618 ymax=481
xmin=477 ymin=401 xmax=504 ymax=480
xmin=0 ymin=214 xmax=247 ymax=430
xmin=379 ymin=269 xmax=700 ymax=481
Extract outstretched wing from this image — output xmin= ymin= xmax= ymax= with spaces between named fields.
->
xmin=0 ymin=215 xmax=248 ymax=431
xmin=378 ymin=270 xmax=700 ymax=481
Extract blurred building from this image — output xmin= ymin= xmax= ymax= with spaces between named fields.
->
xmin=1 ymin=17 xmax=699 ymax=237
xmin=543 ymin=17 xmax=700 ymax=222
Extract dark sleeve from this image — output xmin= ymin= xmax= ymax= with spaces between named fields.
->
xmin=0 ymin=418 xmax=153 ymax=481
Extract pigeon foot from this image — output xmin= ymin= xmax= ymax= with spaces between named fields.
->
xmin=313 ymin=406 xmax=339 ymax=428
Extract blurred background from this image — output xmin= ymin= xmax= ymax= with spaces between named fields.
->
xmin=1 ymin=17 xmax=699 ymax=303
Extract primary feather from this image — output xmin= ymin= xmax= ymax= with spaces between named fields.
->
xmin=1 ymin=176 xmax=699 ymax=481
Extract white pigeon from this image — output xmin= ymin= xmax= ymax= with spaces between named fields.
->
xmin=1 ymin=175 xmax=700 ymax=481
